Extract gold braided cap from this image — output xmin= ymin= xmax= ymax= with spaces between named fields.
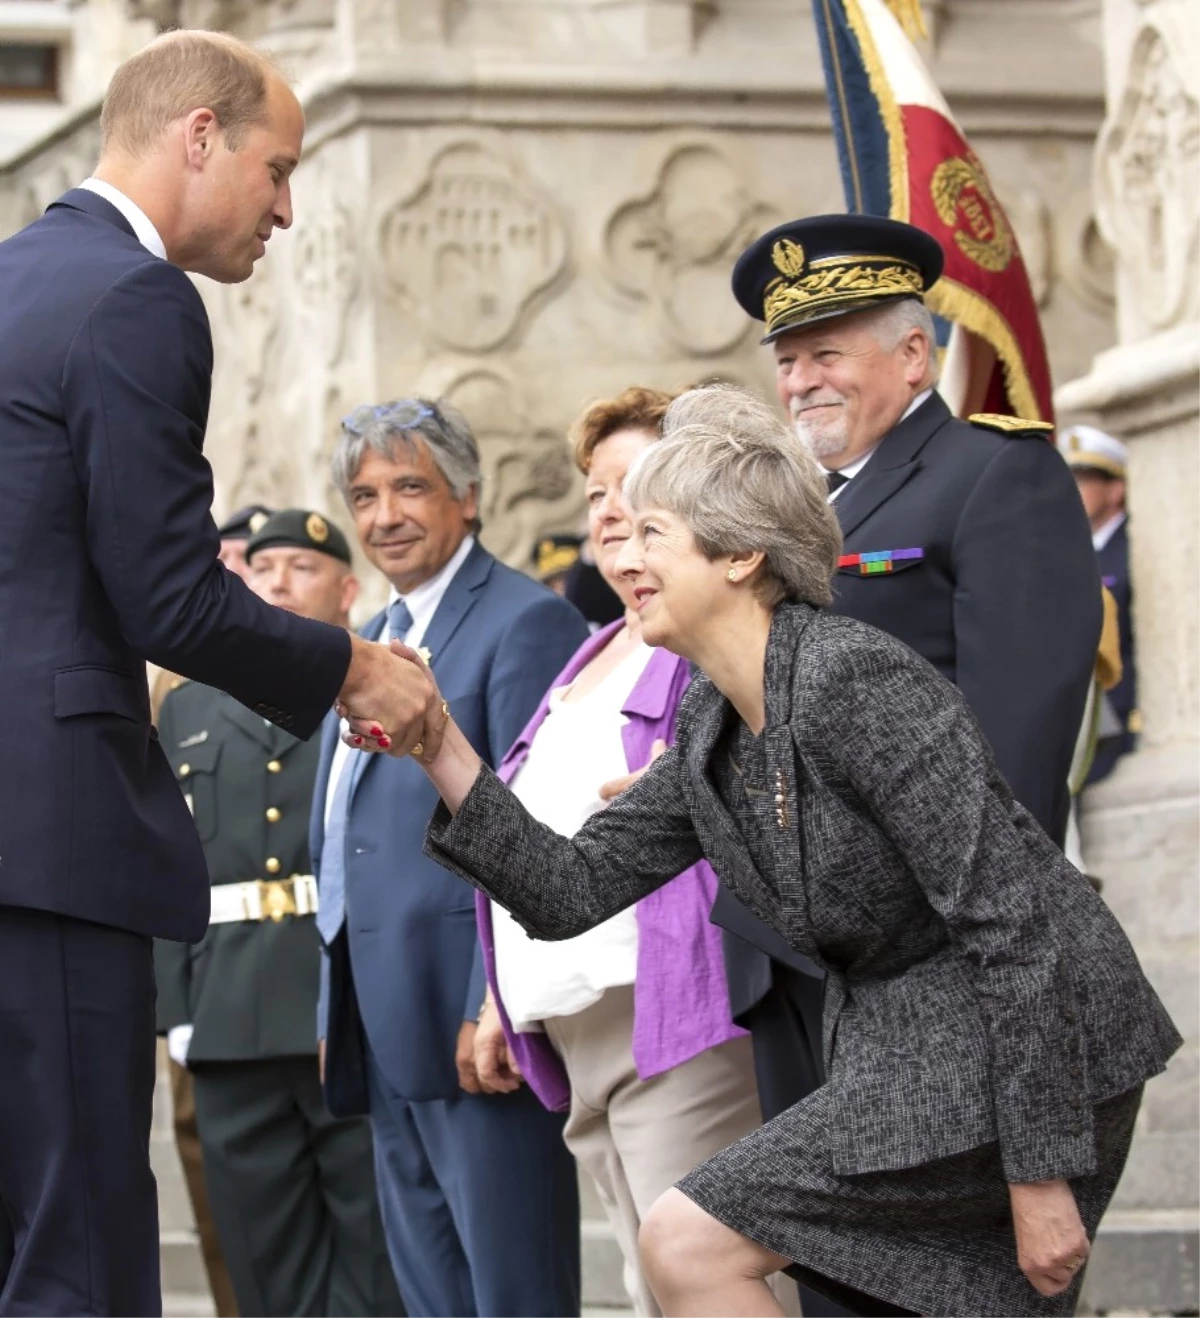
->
xmin=763 ymin=253 xmax=924 ymax=339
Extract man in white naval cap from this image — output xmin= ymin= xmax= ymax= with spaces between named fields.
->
xmin=1060 ymin=425 xmax=1138 ymax=784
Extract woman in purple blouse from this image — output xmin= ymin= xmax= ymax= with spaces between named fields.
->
xmin=473 ymin=388 xmax=771 ymax=1317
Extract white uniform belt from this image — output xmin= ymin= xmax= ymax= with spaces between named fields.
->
xmin=209 ymin=875 xmax=319 ymax=924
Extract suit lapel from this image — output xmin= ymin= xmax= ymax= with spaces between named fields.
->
xmin=685 ymin=693 xmax=761 ymax=890
xmin=835 ymin=392 xmax=953 ymax=540
xmin=418 ymin=541 xmax=492 ymax=663
xmin=345 ymin=546 xmax=491 ymax=803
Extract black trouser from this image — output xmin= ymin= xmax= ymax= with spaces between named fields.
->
xmin=192 ymin=1056 xmax=404 ymax=1317
xmin=0 ymin=905 xmax=159 ymax=1316
xmin=743 ymin=966 xmax=917 ymax=1318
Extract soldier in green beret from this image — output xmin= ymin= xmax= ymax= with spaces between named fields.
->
xmin=155 ymin=509 xmax=403 ymax=1317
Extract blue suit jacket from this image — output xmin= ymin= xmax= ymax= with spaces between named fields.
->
xmin=0 ymin=190 xmax=349 ymax=941
xmin=313 ymin=542 xmax=589 ymax=1114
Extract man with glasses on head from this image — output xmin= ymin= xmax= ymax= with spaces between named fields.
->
xmin=312 ymin=398 xmax=588 ymax=1317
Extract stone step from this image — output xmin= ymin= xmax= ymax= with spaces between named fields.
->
xmin=155 ymin=1047 xmax=635 ymax=1314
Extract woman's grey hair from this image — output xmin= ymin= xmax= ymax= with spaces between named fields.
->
xmin=331 ymin=397 xmax=484 ymax=528
xmin=623 ymin=385 xmax=843 ymax=608
xmin=870 ymin=298 xmax=941 ymax=383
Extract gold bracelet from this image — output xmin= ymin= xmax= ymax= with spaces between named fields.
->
xmin=412 ymin=701 xmax=450 ymax=761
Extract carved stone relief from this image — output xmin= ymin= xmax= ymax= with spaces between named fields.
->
xmin=289 ymin=161 xmax=360 ymax=369
xmin=378 ymin=141 xmax=568 ymax=355
xmin=604 ymin=142 xmax=780 ymax=356
xmin=439 ymin=367 xmax=583 ymax=567
xmin=1096 ymin=20 xmax=1200 ymax=331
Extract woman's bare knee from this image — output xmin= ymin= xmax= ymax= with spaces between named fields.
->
xmin=639 ymin=1188 xmax=787 ymax=1311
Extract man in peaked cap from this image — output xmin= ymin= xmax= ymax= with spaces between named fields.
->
xmin=1060 ymin=424 xmax=1138 ymax=784
xmin=713 ymin=214 xmax=1103 ymax=1318
xmin=155 ymin=509 xmax=403 ymax=1317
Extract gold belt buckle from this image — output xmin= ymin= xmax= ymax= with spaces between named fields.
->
xmin=258 ymin=878 xmax=297 ymax=923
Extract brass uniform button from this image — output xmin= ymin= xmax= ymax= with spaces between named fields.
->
xmin=265 ymin=807 xmax=282 ymax=823
xmin=265 ymin=857 xmax=282 ymax=875
xmin=179 ymin=764 xmax=191 ymax=777
xmin=267 ymin=759 xmax=282 ymax=774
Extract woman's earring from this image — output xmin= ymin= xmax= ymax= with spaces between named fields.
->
xmin=727 ymin=568 xmax=737 ymax=582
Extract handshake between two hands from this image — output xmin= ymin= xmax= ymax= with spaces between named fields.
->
xmin=336 ymin=637 xmax=448 ymax=763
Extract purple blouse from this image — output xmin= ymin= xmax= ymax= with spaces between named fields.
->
xmin=475 ymin=621 xmax=744 ymax=1113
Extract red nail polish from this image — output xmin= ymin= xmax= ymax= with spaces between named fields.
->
xmin=354 ymin=735 xmax=363 ymax=745
xmin=379 ymin=736 xmax=391 ymax=749
xmin=370 ymin=725 xmax=384 ymax=738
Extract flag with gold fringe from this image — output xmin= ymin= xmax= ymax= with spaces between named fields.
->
xmin=811 ymin=0 xmax=1054 ymax=423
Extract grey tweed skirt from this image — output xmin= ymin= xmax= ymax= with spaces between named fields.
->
xmin=677 ymin=1083 xmax=1142 ymax=1317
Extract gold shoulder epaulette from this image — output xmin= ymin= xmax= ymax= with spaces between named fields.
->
xmin=968 ymin=412 xmax=1055 ymax=435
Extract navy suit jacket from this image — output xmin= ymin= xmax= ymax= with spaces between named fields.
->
xmin=1089 ymin=518 xmax=1136 ymax=783
xmin=312 ymin=542 xmax=589 ymax=1115
xmin=715 ymin=394 xmax=1103 ymax=1014
xmin=0 ymin=190 xmax=350 ymax=941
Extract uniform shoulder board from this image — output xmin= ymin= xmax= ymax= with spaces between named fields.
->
xmin=968 ymin=412 xmax=1055 ymax=437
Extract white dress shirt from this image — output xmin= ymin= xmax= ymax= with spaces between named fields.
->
xmin=323 ymin=536 xmax=476 ymax=828
xmin=825 ymin=387 xmax=934 ymax=501
xmin=77 ymin=178 xmax=167 ymax=260
xmin=1092 ymin=511 xmax=1126 ymax=553
xmin=492 ymin=641 xmax=653 ymax=1031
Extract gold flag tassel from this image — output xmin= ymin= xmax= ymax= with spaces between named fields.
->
xmin=882 ymin=0 xmax=928 ymax=41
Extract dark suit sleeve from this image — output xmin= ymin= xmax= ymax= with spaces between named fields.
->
xmin=151 ymin=696 xmax=194 ymax=1029
xmin=951 ymin=437 xmax=1101 ymax=841
xmin=62 ymin=260 xmax=350 ymax=740
xmin=426 ymin=748 xmax=703 ymax=944
xmin=460 ymin=593 xmax=591 ymax=1017
xmin=811 ymin=642 xmax=1096 ymax=1183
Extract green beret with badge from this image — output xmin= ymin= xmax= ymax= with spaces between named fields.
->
xmin=245 ymin=508 xmax=352 ymax=566
xmin=217 ymin=503 xmax=273 ymax=541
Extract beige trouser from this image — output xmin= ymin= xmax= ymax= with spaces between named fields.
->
xmin=543 ymin=984 xmax=798 ymax=1317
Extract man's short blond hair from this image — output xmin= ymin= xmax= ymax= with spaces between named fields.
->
xmin=100 ymin=30 xmax=282 ymax=158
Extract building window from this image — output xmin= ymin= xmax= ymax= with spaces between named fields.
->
xmin=0 ymin=44 xmax=59 ymax=100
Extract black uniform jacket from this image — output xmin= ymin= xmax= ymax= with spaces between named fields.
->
xmin=714 ymin=393 xmax=1103 ymax=1014
xmin=155 ymin=679 xmax=325 ymax=1061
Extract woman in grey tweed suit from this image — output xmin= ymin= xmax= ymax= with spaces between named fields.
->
xmin=345 ymin=387 xmax=1180 ymax=1318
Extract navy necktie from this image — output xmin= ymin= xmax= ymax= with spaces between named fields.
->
xmin=387 ymin=598 xmax=413 ymax=642
xmin=826 ymin=470 xmax=850 ymax=496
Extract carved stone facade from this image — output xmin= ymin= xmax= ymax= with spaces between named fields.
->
xmin=0 ymin=0 xmax=1119 ymax=613
xmin=1058 ymin=1 xmax=1199 ymax=1310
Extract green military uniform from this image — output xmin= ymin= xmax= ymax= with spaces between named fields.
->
xmin=155 ymin=510 xmax=403 ymax=1318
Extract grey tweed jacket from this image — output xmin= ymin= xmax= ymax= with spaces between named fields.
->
xmin=427 ymin=603 xmax=1180 ymax=1183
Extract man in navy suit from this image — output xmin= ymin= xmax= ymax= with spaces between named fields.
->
xmin=313 ymin=398 xmax=588 ymax=1317
xmin=713 ymin=217 xmax=1101 ymax=1318
xmin=1060 ymin=425 xmax=1138 ymax=784
xmin=0 ymin=31 xmax=433 ymax=1316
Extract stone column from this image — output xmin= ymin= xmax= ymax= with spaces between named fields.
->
xmin=1056 ymin=1 xmax=1199 ymax=1311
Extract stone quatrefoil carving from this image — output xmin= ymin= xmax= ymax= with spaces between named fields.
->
xmin=604 ymin=143 xmax=781 ymax=356
xmin=377 ymin=141 xmax=568 ymax=353
xmin=1097 ymin=22 xmax=1199 ymax=331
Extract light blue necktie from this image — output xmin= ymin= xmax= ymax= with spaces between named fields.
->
xmin=316 ymin=599 xmax=413 ymax=945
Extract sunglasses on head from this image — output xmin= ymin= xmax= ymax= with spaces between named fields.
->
xmin=341 ymin=398 xmax=439 ymax=437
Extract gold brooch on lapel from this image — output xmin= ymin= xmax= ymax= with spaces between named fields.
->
xmin=775 ymin=769 xmax=790 ymax=830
